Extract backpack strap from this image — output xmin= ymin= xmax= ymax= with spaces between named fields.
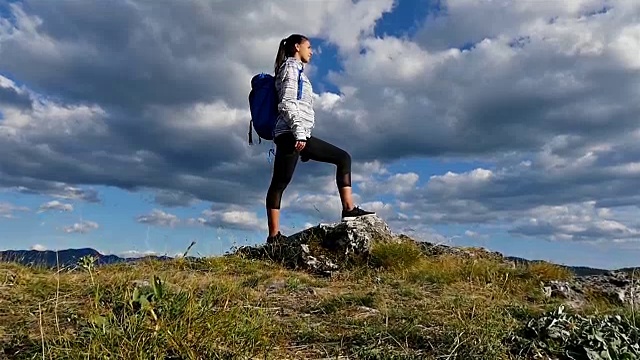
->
xmin=297 ymin=67 xmax=303 ymax=100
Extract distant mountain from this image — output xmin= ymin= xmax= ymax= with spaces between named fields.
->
xmin=503 ymin=256 xmax=638 ymax=277
xmin=0 ymin=248 xmax=174 ymax=269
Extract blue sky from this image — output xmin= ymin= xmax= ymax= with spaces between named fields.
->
xmin=1 ymin=0 xmax=640 ymax=270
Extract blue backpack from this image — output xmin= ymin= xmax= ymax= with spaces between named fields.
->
xmin=248 ymin=68 xmax=303 ymax=144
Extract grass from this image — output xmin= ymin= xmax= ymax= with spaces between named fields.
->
xmin=0 ymin=239 xmax=637 ymax=359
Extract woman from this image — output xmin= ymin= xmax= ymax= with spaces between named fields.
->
xmin=266 ymin=34 xmax=374 ymax=243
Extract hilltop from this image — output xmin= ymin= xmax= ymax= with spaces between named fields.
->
xmin=0 ymin=241 xmax=632 ymax=278
xmin=1 ymin=216 xmax=638 ymax=359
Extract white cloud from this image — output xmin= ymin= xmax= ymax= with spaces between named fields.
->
xmin=320 ymin=0 xmax=395 ymax=53
xmin=37 ymin=200 xmax=73 ymax=213
xmin=360 ymin=200 xmax=395 ymax=219
xmin=0 ymin=202 xmax=29 ymax=219
xmin=117 ymin=250 xmax=159 ymax=258
xmin=187 ymin=206 xmax=267 ymax=232
xmin=511 ymin=202 xmax=640 ymax=242
xmin=62 ymin=220 xmax=99 ymax=234
xmin=1 ymin=0 xmax=640 ymax=249
xmin=610 ymin=23 xmax=640 ymax=69
xmin=136 ymin=209 xmax=180 ymax=227
xmin=285 ymin=192 xmax=343 ymax=218
xmin=30 ymin=244 xmax=47 ymax=251
xmin=360 ymin=172 xmax=419 ymax=196
xmin=464 ymin=230 xmax=489 ymax=240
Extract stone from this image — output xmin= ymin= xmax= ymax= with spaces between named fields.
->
xmin=543 ymin=280 xmax=586 ymax=309
xmin=412 ymin=236 xmax=505 ymax=262
xmin=265 ymin=279 xmax=287 ymax=294
xmin=543 ymin=270 xmax=640 ymax=308
xmin=131 ymin=279 xmax=151 ymax=288
xmin=233 ymin=214 xmax=396 ymax=276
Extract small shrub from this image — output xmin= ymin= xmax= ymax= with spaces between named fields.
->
xmin=511 ymin=304 xmax=640 ymax=359
xmin=522 ymin=261 xmax=574 ymax=282
xmin=369 ymin=241 xmax=424 ymax=270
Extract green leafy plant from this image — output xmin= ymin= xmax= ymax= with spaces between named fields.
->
xmin=78 ymin=255 xmax=97 ymax=286
xmin=129 ymin=275 xmax=165 ymax=324
xmin=511 ymin=304 xmax=640 ymax=359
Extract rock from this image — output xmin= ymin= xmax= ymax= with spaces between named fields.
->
xmin=543 ymin=280 xmax=586 ymax=309
xmin=543 ymin=270 xmax=640 ymax=308
xmin=131 ymin=279 xmax=151 ymax=288
xmin=234 ymin=215 xmax=396 ymax=276
xmin=265 ymin=279 xmax=286 ymax=294
xmin=413 ymin=237 xmax=505 ymax=262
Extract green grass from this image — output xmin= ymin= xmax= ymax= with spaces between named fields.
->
xmin=0 ymin=240 xmax=637 ymax=359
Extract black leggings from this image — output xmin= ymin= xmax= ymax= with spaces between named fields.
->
xmin=266 ymin=132 xmax=352 ymax=209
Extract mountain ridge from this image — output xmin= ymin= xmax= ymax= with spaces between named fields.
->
xmin=0 ymin=247 xmax=175 ymax=269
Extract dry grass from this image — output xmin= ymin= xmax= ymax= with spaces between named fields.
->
xmin=0 ymin=241 xmax=634 ymax=359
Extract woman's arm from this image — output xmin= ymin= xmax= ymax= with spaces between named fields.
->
xmin=277 ymin=62 xmax=306 ymax=141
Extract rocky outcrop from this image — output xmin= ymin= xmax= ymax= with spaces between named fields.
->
xmin=234 ymin=215 xmax=397 ymax=276
xmin=234 ymin=215 xmax=640 ymax=309
xmin=422 ymin=241 xmax=640 ymax=308
xmin=543 ymin=270 xmax=640 ymax=308
xmin=413 ymin=236 xmax=640 ymax=309
xmin=412 ymin=236 xmax=506 ymax=262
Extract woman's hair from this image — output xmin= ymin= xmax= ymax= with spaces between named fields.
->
xmin=274 ymin=34 xmax=309 ymax=75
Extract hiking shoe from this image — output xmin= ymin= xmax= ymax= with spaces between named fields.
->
xmin=341 ymin=206 xmax=375 ymax=221
xmin=266 ymin=231 xmax=287 ymax=244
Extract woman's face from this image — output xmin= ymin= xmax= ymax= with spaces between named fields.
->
xmin=296 ymin=40 xmax=313 ymax=63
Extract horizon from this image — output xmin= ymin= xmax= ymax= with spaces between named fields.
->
xmin=1 ymin=0 xmax=640 ymax=270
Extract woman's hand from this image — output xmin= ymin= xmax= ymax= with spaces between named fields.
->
xmin=295 ymin=140 xmax=306 ymax=152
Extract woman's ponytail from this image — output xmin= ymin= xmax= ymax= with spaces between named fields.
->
xmin=274 ymin=38 xmax=287 ymax=75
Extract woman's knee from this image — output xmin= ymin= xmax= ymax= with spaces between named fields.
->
xmin=266 ymin=184 xmax=286 ymax=209
xmin=338 ymin=149 xmax=351 ymax=170
xmin=268 ymin=168 xmax=295 ymax=196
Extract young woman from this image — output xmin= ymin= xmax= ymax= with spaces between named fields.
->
xmin=266 ymin=34 xmax=375 ymax=243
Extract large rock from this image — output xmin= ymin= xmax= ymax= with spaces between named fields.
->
xmin=234 ymin=215 xmax=396 ymax=275
xmin=543 ymin=270 xmax=640 ymax=308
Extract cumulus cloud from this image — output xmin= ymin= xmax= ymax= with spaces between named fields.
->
xmin=0 ymin=84 xmax=32 ymax=110
xmin=0 ymin=0 xmax=395 ymax=208
xmin=305 ymin=0 xmax=640 ymax=244
xmin=375 ymin=155 xmax=640 ymax=242
xmin=30 ymin=244 xmax=47 ymax=251
xmin=117 ymin=250 xmax=160 ymax=258
xmin=62 ymin=220 xmax=99 ymax=234
xmin=187 ymin=206 xmax=267 ymax=232
xmin=133 ymin=205 xmax=266 ymax=231
xmin=37 ymin=200 xmax=73 ymax=213
xmin=1 ymin=0 xmax=640 ymax=247
xmin=136 ymin=209 xmax=181 ymax=227
xmin=510 ymin=202 xmax=640 ymax=242
xmin=359 ymin=172 xmax=419 ymax=197
xmin=10 ymin=183 xmax=100 ymax=203
xmin=131 ymin=203 xmax=269 ymax=232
